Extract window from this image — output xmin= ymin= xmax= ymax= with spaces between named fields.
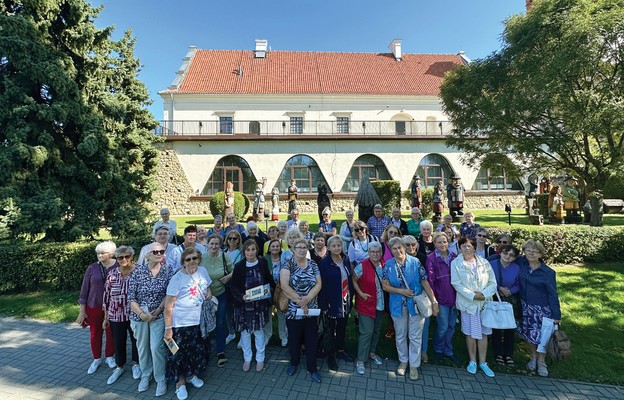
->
xmin=471 ymin=166 xmax=524 ymax=190
xmin=276 ymin=155 xmax=329 ymax=193
xmin=290 ymin=117 xmax=303 ymax=134
xmin=219 ymin=117 xmax=233 ymax=134
xmin=249 ymin=121 xmax=260 ymax=135
xmin=337 ymin=117 xmax=349 ymax=134
xmin=340 ymin=154 xmax=392 ymax=192
xmin=395 ymin=121 xmax=406 ymax=135
xmin=415 ymin=153 xmax=454 ymax=188
xmin=201 ymin=156 xmax=256 ymax=195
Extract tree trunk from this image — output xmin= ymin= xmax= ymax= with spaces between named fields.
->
xmin=589 ymin=194 xmax=604 ymax=227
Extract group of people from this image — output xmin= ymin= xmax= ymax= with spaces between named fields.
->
xmin=78 ymin=205 xmax=561 ymax=398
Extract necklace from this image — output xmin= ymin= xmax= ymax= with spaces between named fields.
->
xmin=359 ymin=237 xmax=369 ymax=252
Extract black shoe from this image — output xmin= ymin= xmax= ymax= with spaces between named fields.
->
xmin=446 ymin=354 xmax=462 ymax=366
xmin=327 ymin=356 xmax=338 ymax=371
xmin=310 ymin=372 xmax=321 ymax=383
xmin=286 ymin=365 xmax=297 ymax=376
xmin=434 ymin=352 xmax=445 ymax=363
xmin=336 ymin=351 xmax=354 ymax=363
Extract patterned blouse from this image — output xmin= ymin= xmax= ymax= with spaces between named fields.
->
xmin=128 ymin=263 xmax=174 ymax=322
xmin=282 ymin=259 xmax=320 ymax=320
xmin=103 ymin=266 xmax=132 ymax=322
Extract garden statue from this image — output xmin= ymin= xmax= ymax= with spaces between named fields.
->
xmin=317 ymin=184 xmax=331 ymax=223
xmin=253 ymin=177 xmax=267 ymax=221
xmin=287 ymin=179 xmax=298 ymax=219
xmin=224 ymin=181 xmax=234 ymax=216
xmin=410 ymin=174 xmax=422 ymax=209
xmin=433 ymin=180 xmax=445 ymax=222
xmin=271 ymin=187 xmax=280 ymax=221
xmin=527 ymin=174 xmax=539 ymax=197
xmin=526 ymin=173 xmax=539 ymax=216
xmin=448 ymin=174 xmax=465 ymax=221
xmin=539 ymin=176 xmax=552 ymax=194
xmin=562 ymin=175 xmax=582 ymax=223
xmin=547 ymin=186 xmax=564 ymax=224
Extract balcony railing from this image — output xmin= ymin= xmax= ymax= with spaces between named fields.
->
xmin=155 ymin=120 xmax=452 ymax=137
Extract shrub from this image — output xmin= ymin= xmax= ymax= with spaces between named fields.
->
xmin=603 ymin=173 xmax=624 ymax=199
xmin=370 ymin=180 xmax=401 ymax=215
xmin=402 ymin=188 xmax=433 ymax=219
xmin=209 ymin=191 xmax=250 ymax=220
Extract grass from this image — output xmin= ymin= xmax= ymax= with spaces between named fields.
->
xmin=1 ymin=262 xmax=622 ymax=384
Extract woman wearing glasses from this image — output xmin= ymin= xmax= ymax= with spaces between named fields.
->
xmin=281 ymin=238 xmax=323 ymax=383
xmin=402 ymin=236 xmax=429 ymax=363
xmin=381 ymin=225 xmax=403 ymax=263
xmin=348 ymin=221 xmax=379 ymax=272
xmin=164 ymin=248 xmax=211 ymax=400
xmin=77 ymin=241 xmax=118 ymax=375
xmin=339 ymin=209 xmax=357 ymax=254
xmin=128 ymin=243 xmax=174 ymax=396
xmin=474 ymin=228 xmax=496 ymax=259
xmin=318 ymin=207 xmax=337 ymax=236
xmin=102 ymin=246 xmax=141 ymax=385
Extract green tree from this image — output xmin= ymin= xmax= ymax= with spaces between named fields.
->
xmin=441 ymin=0 xmax=624 ymax=196
xmin=0 ymin=0 xmax=161 ymax=241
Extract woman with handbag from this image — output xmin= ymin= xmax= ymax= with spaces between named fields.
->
xmin=229 ymin=239 xmax=274 ymax=372
xmin=517 ymin=240 xmax=561 ymax=377
xmin=200 ymin=234 xmax=234 ymax=368
xmin=164 ymin=247 xmax=211 ymax=400
xmin=318 ymin=235 xmax=354 ymax=371
xmin=450 ymin=237 xmax=498 ymax=378
xmin=264 ymin=239 xmax=288 ymax=347
xmin=488 ymin=244 xmax=521 ymax=366
xmin=382 ymin=237 xmax=438 ymax=381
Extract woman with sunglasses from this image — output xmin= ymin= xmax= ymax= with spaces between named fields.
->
xmin=381 ymin=225 xmax=403 ymax=263
xmin=318 ymin=207 xmax=337 ymax=236
xmin=264 ymin=238 xmax=289 ymax=347
xmin=281 ymin=238 xmax=323 ymax=383
xmin=201 ymin=234 xmax=234 ymax=368
xmin=348 ymin=221 xmax=379 ymax=272
xmin=77 ymin=241 xmax=118 ymax=375
xmin=103 ymin=246 xmax=141 ymax=385
xmin=164 ymin=248 xmax=211 ymax=400
xmin=128 ymin=243 xmax=174 ymax=396
xmin=230 ymin=239 xmax=274 ymax=372
xmin=402 ymin=236 xmax=429 ymax=363
xmin=224 ymin=230 xmax=243 ymax=345
xmin=474 ymin=228 xmax=496 ymax=259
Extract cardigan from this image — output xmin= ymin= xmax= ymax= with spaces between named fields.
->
xmin=318 ymin=254 xmax=353 ymax=318
xmin=229 ymin=257 xmax=275 ymax=308
xmin=516 ymin=256 xmax=561 ymax=320
xmin=425 ymin=250 xmax=458 ymax=307
xmin=450 ymin=254 xmax=497 ymax=314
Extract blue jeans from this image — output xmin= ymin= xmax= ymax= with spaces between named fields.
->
xmin=215 ymin=292 xmax=228 ymax=354
xmin=421 ymin=316 xmax=430 ymax=354
xmin=433 ymin=305 xmax=457 ymax=356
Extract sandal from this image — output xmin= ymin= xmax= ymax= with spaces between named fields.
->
xmin=217 ymin=352 xmax=227 ymax=368
xmin=505 ymin=356 xmax=515 ymax=367
xmin=495 ymin=355 xmax=505 ymax=365
xmin=527 ymin=357 xmax=537 ymax=371
xmin=384 ymin=328 xmax=395 ymax=339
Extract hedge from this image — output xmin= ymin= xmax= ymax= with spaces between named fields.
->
xmin=403 ymin=188 xmax=434 ymax=219
xmin=371 ymin=180 xmax=401 ymax=216
xmin=209 ymin=191 xmax=250 ymax=220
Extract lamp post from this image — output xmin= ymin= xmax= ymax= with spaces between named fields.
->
xmin=505 ymin=204 xmax=512 ymax=226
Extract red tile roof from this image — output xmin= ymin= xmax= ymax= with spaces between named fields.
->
xmin=162 ymin=50 xmax=464 ymax=96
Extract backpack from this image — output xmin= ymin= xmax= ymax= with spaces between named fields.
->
xmin=547 ymin=329 xmax=572 ymax=360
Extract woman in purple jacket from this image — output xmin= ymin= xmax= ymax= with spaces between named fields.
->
xmin=425 ymin=232 xmax=460 ymax=365
xmin=488 ymin=244 xmax=521 ymax=366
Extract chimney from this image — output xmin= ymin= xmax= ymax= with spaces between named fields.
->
xmin=255 ymin=39 xmax=268 ymax=58
xmin=526 ymin=0 xmax=533 ymax=11
xmin=388 ymin=39 xmax=402 ymax=61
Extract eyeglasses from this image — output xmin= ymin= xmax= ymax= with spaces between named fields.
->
xmin=292 ymin=213 xmax=299 ymax=216
xmin=406 ymin=243 xmax=417 ymax=247
xmin=228 ymin=237 xmax=239 ymax=241
xmin=294 ymin=246 xmax=308 ymax=251
xmin=323 ymin=214 xmax=329 ymax=216
xmin=151 ymin=249 xmax=165 ymax=255
xmin=97 ymin=252 xmax=111 ymax=255
xmin=476 ymin=234 xmax=487 ymax=238
xmin=388 ymin=231 xmax=399 ymax=235
xmin=184 ymin=256 xmax=199 ymax=263
xmin=116 ymin=255 xmax=132 ymax=261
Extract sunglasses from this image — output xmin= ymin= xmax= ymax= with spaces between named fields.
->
xmin=151 ymin=249 xmax=165 ymax=255
xmin=184 ymin=256 xmax=199 ymax=263
xmin=116 ymin=255 xmax=132 ymax=261
xmin=497 ymin=240 xmax=509 ymax=244
xmin=353 ymin=228 xmax=363 ymax=232
xmin=228 ymin=237 xmax=239 ymax=241
xmin=476 ymin=234 xmax=487 ymax=238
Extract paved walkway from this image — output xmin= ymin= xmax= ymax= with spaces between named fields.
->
xmin=0 ymin=317 xmax=622 ymax=400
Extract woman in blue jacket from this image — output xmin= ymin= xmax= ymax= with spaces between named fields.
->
xmin=517 ymin=240 xmax=561 ymax=378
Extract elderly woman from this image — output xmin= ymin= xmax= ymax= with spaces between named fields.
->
xmin=103 ymin=246 xmax=141 ymax=385
xmin=264 ymin=239 xmax=289 ymax=347
xmin=489 ymin=244 xmax=521 ymax=366
xmin=230 ymin=239 xmax=274 ymax=372
xmin=263 ymin=225 xmax=288 ymax=254
xmin=138 ymin=226 xmax=175 ymax=266
xmin=277 ymin=220 xmax=289 ymax=240
xmin=517 ymin=240 xmax=561 ymax=377
xmin=281 ymin=238 xmax=323 ymax=383
xmin=459 ymin=212 xmax=481 ymax=240
xmin=406 ymin=208 xmax=424 ymax=238
xmin=77 ymin=241 xmax=118 ymax=375
xmin=299 ymin=220 xmax=315 ymax=248
xmin=382 ymin=237 xmax=439 ymax=381
xmin=200 ymin=234 xmax=233 ymax=368
xmin=381 ymin=224 xmax=402 ymax=263
xmin=442 ymin=226 xmax=460 ymax=255
xmin=425 ymin=232 xmax=460 ymax=365
xmin=339 ymin=209 xmax=357 ymax=254
xmin=164 ymin=248 xmax=211 ymax=400
xmin=403 ymin=236 xmax=428 ymax=363
xmin=207 ymin=215 xmax=225 ymax=239
xmin=348 ymin=220 xmax=379 ymax=272
xmin=474 ymin=228 xmax=496 ymax=259
xmin=492 ymin=234 xmax=513 ymax=257
xmin=436 ymin=214 xmax=459 ymax=236
xmin=224 ymin=213 xmax=245 ymax=237
xmin=310 ymin=232 xmax=328 ymax=265
xmin=129 ymin=243 xmax=174 ymax=396
xmin=281 ymin=229 xmax=307 ymax=265
xmin=224 ymin=229 xmax=243 ymax=345
xmin=319 ymin=207 xmax=337 ymax=236
xmin=417 ymin=220 xmax=435 ymax=257
xmin=450 ymin=237 xmax=497 ymax=378
xmin=352 ymin=242 xmax=385 ymax=375
xmin=244 ymin=221 xmax=267 ymax=257
xmin=318 ymin=235 xmax=354 ymax=371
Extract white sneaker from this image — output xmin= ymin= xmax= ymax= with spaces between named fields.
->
xmin=87 ymin=358 xmax=102 ymax=375
xmin=132 ymin=364 xmax=142 ymax=380
xmin=105 ymin=356 xmax=116 ymax=369
xmin=281 ymin=338 xmax=288 ymax=347
xmin=186 ymin=375 xmax=204 ymax=389
xmin=107 ymin=367 xmax=124 ymax=385
xmin=175 ymin=384 xmax=188 ymax=400
xmin=138 ymin=376 xmax=151 ymax=392
xmin=225 ymin=333 xmax=236 ymax=345
xmin=237 ymin=340 xmax=242 ymax=350
xmin=155 ymin=380 xmax=167 ymax=397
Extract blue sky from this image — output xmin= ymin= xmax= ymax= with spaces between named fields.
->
xmin=93 ymin=0 xmax=526 ymax=119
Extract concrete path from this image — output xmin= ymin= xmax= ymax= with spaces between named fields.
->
xmin=0 ymin=317 xmax=622 ymax=400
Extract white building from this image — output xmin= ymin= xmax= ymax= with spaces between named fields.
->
xmin=155 ymin=40 xmax=524 ymax=214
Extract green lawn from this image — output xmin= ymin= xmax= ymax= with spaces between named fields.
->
xmin=1 ymin=262 xmax=622 ymax=384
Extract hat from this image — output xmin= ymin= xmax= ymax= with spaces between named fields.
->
xmin=564 ymin=175 xmax=578 ymax=182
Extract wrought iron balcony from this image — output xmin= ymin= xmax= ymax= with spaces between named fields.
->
xmin=154 ymin=120 xmax=452 ymax=137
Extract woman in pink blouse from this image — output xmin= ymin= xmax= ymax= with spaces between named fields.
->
xmin=103 ymin=246 xmax=141 ymax=385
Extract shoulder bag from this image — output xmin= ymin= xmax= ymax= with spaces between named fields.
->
xmin=481 ymin=291 xmax=516 ymax=329
xmin=397 ymin=263 xmax=432 ymax=317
